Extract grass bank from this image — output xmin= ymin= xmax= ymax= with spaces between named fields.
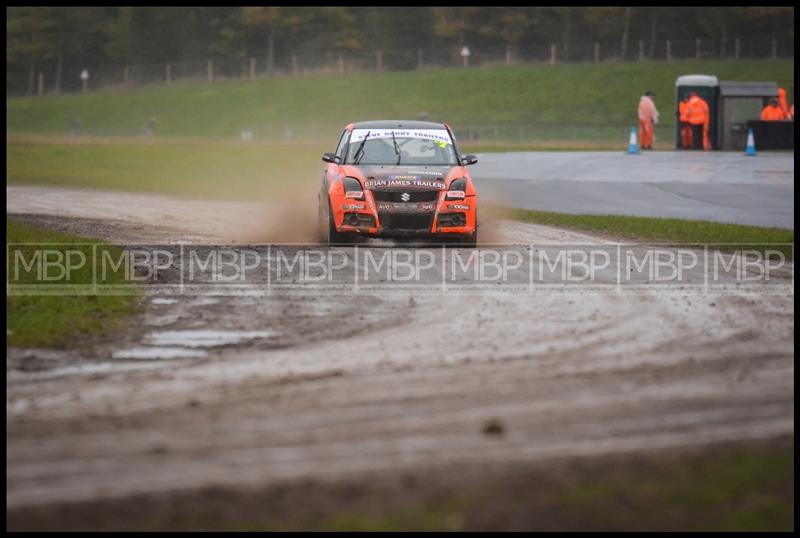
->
xmin=7 ymin=60 xmax=793 ymax=139
xmin=6 ymin=217 xmax=140 ymax=347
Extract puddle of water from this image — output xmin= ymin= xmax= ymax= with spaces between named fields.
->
xmin=188 ymin=297 xmax=221 ymax=307
xmin=305 ymin=301 xmax=337 ymax=316
xmin=151 ymin=298 xmax=178 ymax=305
xmin=143 ymin=330 xmax=276 ymax=348
xmin=144 ymin=315 xmax=182 ymax=327
xmin=112 ymin=347 xmax=208 ymax=360
xmin=8 ymin=360 xmax=173 ymax=384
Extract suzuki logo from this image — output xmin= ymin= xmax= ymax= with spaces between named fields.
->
xmin=400 ymin=192 xmax=411 ymax=202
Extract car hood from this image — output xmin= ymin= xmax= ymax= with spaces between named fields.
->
xmin=341 ymin=164 xmax=463 ymax=190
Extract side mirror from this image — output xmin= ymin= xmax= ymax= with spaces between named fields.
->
xmin=461 ymin=154 xmax=478 ymax=165
xmin=322 ymin=152 xmax=341 ymax=164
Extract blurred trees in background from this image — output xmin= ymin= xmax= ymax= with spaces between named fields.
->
xmin=7 ymin=6 xmax=794 ymax=94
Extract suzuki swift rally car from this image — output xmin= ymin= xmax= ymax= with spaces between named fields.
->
xmin=319 ymin=120 xmax=478 ymax=246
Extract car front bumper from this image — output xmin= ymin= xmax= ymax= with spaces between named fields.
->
xmin=334 ymin=195 xmax=477 ymax=237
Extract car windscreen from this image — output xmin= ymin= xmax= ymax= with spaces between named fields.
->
xmin=345 ymin=129 xmax=458 ymax=166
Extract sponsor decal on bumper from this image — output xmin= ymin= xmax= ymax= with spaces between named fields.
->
xmin=377 ymin=202 xmax=436 ymax=213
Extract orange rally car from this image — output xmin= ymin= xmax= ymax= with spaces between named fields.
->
xmin=318 ymin=120 xmax=478 ymax=246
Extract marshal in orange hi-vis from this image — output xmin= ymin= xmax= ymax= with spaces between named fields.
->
xmin=318 ymin=120 xmax=479 ymax=246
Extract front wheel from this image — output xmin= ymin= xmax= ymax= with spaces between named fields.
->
xmin=460 ymin=210 xmax=478 ymax=247
xmin=323 ymin=199 xmax=350 ymax=245
xmin=459 ymin=229 xmax=478 ymax=248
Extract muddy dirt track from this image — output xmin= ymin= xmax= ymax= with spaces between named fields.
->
xmin=6 ymin=185 xmax=795 ymax=529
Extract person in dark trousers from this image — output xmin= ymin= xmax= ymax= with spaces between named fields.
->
xmin=686 ymin=92 xmax=710 ymax=150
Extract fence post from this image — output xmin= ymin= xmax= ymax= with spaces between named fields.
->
xmin=771 ymin=38 xmax=777 ymax=59
xmin=666 ymin=40 xmax=672 ymax=62
xmin=638 ymin=40 xmax=644 ymax=61
xmin=549 ymin=44 xmax=557 ymax=65
xmin=695 ymin=38 xmax=701 ymax=60
xmin=124 ymin=65 xmax=130 ymax=88
xmin=166 ymin=63 xmax=171 ymax=86
xmin=417 ymin=48 xmax=423 ymax=70
xmin=292 ymin=55 xmax=298 ymax=76
xmin=207 ymin=59 xmax=213 ymax=83
xmin=593 ymin=42 xmax=600 ymax=63
xmin=250 ymin=57 xmax=256 ymax=80
xmin=505 ymin=43 xmax=511 ymax=65
xmin=735 ymin=38 xmax=740 ymax=60
xmin=338 ymin=53 xmax=344 ymax=75
xmin=376 ymin=49 xmax=383 ymax=71
xmin=37 ymin=72 xmax=44 ymax=97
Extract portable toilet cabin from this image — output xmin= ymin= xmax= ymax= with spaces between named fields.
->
xmin=675 ymin=74 xmax=719 ymax=149
xmin=716 ymin=81 xmax=778 ymax=150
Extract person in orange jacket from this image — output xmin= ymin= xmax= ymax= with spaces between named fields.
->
xmin=638 ymin=90 xmax=659 ymax=149
xmin=686 ymin=92 xmax=710 ymax=150
xmin=678 ymin=96 xmax=692 ymax=149
xmin=777 ymin=88 xmax=790 ymax=118
xmin=790 ymin=104 xmax=795 ymax=120
xmin=761 ymin=98 xmax=786 ymax=121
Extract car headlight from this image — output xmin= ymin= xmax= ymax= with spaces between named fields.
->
xmin=343 ymin=177 xmax=364 ymax=198
xmin=447 ymin=178 xmax=467 ymax=198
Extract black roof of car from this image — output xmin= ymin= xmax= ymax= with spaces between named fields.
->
xmin=351 ymin=120 xmax=447 ymax=130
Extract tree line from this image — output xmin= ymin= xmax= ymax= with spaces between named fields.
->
xmin=7 ymin=6 xmax=794 ymax=93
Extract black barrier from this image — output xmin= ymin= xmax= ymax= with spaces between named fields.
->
xmin=747 ymin=120 xmax=795 ymax=150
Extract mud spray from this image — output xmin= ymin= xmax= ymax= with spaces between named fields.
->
xmin=223 ymin=178 xmax=514 ymax=246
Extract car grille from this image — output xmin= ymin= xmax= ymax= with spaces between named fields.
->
xmin=378 ymin=213 xmax=434 ymax=231
xmin=371 ymin=190 xmax=440 ymax=203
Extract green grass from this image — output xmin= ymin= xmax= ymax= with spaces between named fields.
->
xmin=233 ymin=443 xmax=794 ymax=531
xmin=6 ymin=60 xmax=793 ymax=139
xmin=504 ymin=207 xmax=794 ymax=257
xmin=6 ymin=217 xmax=140 ymax=347
xmin=7 ymin=138 xmax=324 ymax=200
xmin=555 ymin=444 xmax=794 ymax=532
xmin=268 ymin=498 xmax=468 ymax=532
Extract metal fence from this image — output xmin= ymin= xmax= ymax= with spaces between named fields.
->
xmin=7 ymin=36 xmax=794 ymax=97
xmin=451 ymin=124 xmax=675 ymax=146
xmin=26 ymin=119 xmax=676 ymax=149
